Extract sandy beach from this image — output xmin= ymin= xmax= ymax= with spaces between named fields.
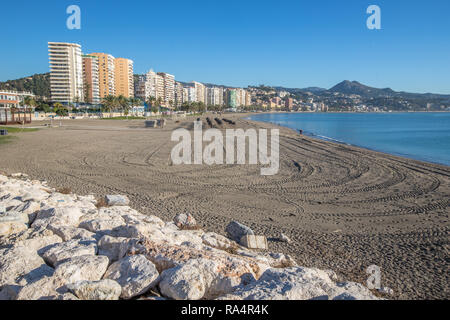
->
xmin=1 ymin=114 xmax=449 ymax=299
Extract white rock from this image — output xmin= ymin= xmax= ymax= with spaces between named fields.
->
xmin=15 ymin=276 xmax=64 ymax=300
xmin=12 ymin=201 xmax=41 ymax=215
xmin=240 ymin=235 xmax=268 ymax=250
xmin=333 ymin=282 xmax=381 ymax=300
xmin=378 ymin=286 xmax=394 ymax=296
xmin=0 ymin=221 xmax=28 ymax=237
xmin=0 ymin=245 xmax=53 ymax=288
xmin=103 ymin=254 xmax=159 ymax=299
xmin=0 ymin=210 xmax=28 ymax=224
xmin=32 ymin=206 xmax=83 ymax=229
xmin=202 ymin=232 xmax=238 ymax=251
xmin=67 ymin=279 xmax=122 ymax=300
xmin=159 ymin=259 xmax=209 ymax=300
xmin=219 ymin=267 xmax=380 ymax=300
xmin=105 ymin=195 xmax=130 ymax=206
xmin=54 ymin=255 xmax=110 ymax=284
xmin=11 ymin=173 xmax=28 ymax=178
xmin=173 ymin=213 xmax=197 ymax=229
xmin=40 ymin=239 xmax=97 ymax=267
xmin=78 ymin=218 xmax=126 ymax=237
xmin=98 ymin=235 xmax=130 ymax=262
xmin=159 ymin=258 xmax=249 ymax=300
xmin=279 ymin=233 xmax=291 ymax=243
xmin=48 ymin=225 xmax=96 ymax=242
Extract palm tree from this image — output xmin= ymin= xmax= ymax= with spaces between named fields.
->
xmin=23 ymin=96 xmax=37 ymax=109
xmin=102 ymin=95 xmax=118 ymax=118
xmin=117 ymin=95 xmax=130 ymax=117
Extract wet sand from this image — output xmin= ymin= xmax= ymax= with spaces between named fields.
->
xmin=0 ymin=115 xmax=449 ymax=299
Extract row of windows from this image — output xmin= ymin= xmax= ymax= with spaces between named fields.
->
xmin=0 ymin=95 xmax=18 ymax=101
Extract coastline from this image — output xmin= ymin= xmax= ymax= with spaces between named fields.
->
xmin=244 ymin=112 xmax=450 ymax=168
xmin=0 ymin=116 xmax=449 ymax=299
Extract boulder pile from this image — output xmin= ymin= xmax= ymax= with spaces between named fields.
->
xmin=0 ymin=173 xmax=380 ymax=300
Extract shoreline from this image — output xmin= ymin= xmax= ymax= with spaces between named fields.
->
xmin=0 ymin=116 xmax=449 ymax=299
xmin=244 ymin=112 xmax=450 ymax=168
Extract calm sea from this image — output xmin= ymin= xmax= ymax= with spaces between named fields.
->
xmin=248 ymin=112 xmax=450 ymax=167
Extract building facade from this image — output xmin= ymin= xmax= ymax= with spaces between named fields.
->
xmin=115 ymin=58 xmax=134 ymax=98
xmin=158 ymin=72 xmax=175 ymax=108
xmin=82 ymin=55 xmax=100 ymax=104
xmin=90 ymin=52 xmax=116 ymax=99
xmin=0 ymin=91 xmax=20 ymax=108
xmin=48 ymin=42 xmax=84 ymax=104
xmin=193 ymin=81 xmax=206 ymax=104
xmin=226 ymin=89 xmax=237 ymax=109
xmin=206 ymin=87 xmax=224 ymax=106
xmin=183 ymin=86 xmax=196 ymax=103
xmin=175 ymin=82 xmax=184 ymax=107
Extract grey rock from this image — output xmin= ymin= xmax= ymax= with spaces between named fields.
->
xmin=40 ymin=239 xmax=97 ymax=267
xmin=226 ymin=221 xmax=254 ymax=242
xmin=67 ymin=279 xmax=122 ymax=300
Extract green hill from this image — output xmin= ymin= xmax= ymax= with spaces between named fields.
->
xmin=0 ymin=73 xmax=50 ymax=98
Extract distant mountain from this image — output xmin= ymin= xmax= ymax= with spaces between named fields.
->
xmin=328 ymin=80 xmax=450 ymax=99
xmin=329 ymin=80 xmax=396 ymax=97
xmin=0 ymin=73 xmax=50 ymax=98
xmin=301 ymin=87 xmax=327 ymax=93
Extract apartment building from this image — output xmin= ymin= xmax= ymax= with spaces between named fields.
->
xmin=90 ymin=52 xmax=116 ymax=98
xmin=115 ymin=58 xmax=134 ymax=98
xmin=192 ymin=81 xmax=206 ymax=104
xmin=82 ymin=55 xmax=100 ymax=104
xmin=175 ymin=82 xmax=184 ymax=107
xmin=245 ymin=91 xmax=252 ymax=106
xmin=0 ymin=91 xmax=21 ymax=108
xmin=285 ymin=98 xmax=294 ymax=110
xmin=183 ymin=86 xmax=196 ymax=103
xmin=158 ymin=72 xmax=175 ymax=108
xmin=206 ymin=87 xmax=224 ymax=106
xmin=48 ymin=42 xmax=84 ymax=103
xmin=226 ymin=89 xmax=237 ymax=109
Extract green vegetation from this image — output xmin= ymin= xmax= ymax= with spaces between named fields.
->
xmin=0 ymin=73 xmax=50 ymax=98
xmin=0 ymin=126 xmax=39 ymax=133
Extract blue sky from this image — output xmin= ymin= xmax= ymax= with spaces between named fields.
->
xmin=1 ymin=0 xmax=449 ymax=93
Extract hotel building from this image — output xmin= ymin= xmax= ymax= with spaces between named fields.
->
xmin=48 ymin=42 xmax=84 ymax=104
xmin=115 ymin=58 xmax=134 ymax=98
xmin=82 ymin=55 xmax=100 ymax=104
xmin=89 ymin=52 xmax=116 ymax=99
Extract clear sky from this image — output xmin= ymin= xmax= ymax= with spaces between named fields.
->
xmin=1 ymin=0 xmax=449 ymax=93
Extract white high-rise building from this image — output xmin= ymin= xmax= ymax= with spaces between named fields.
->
xmin=158 ymin=72 xmax=175 ymax=108
xmin=135 ymin=69 xmax=161 ymax=102
xmin=183 ymin=86 xmax=196 ymax=103
xmin=48 ymin=42 xmax=84 ymax=103
xmin=192 ymin=81 xmax=206 ymax=104
xmin=207 ymin=87 xmax=224 ymax=106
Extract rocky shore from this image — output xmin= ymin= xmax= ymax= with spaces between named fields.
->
xmin=0 ymin=173 xmax=380 ymax=300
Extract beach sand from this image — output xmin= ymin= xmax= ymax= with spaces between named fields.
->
xmin=1 ymin=115 xmax=449 ymax=299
